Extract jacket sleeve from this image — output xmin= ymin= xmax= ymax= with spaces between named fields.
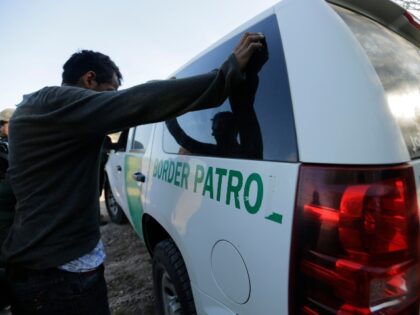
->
xmin=50 ymin=54 xmax=245 ymax=136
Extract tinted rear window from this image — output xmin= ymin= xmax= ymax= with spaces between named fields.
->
xmin=163 ymin=15 xmax=298 ymax=162
xmin=334 ymin=6 xmax=420 ymax=159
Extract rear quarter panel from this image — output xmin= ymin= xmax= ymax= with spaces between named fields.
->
xmin=145 ymin=123 xmax=299 ymax=314
xmin=275 ymin=0 xmax=409 ymax=165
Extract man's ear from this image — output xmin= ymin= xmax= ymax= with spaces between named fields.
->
xmin=77 ymin=71 xmax=98 ymax=89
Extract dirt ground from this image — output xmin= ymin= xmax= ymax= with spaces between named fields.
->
xmin=100 ymin=199 xmax=157 ymax=315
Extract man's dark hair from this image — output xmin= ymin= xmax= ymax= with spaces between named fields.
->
xmin=62 ymin=50 xmax=123 ymax=85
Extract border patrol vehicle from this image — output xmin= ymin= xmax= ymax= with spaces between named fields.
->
xmin=105 ymin=0 xmax=420 ymax=313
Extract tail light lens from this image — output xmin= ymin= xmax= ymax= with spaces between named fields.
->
xmin=290 ymin=164 xmax=420 ymax=314
xmin=404 ymin=11 xmax=420 ymax=30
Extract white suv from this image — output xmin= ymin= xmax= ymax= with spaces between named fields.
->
xmin=105 ymin=0 xmax=420 ymax=314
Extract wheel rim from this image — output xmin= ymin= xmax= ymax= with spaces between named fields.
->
xmin=161 ymin=271 xmax=181 ymax=315
xmin=106 ymin=188 xmax=119 ymax=217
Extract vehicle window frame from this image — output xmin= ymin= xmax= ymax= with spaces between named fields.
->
xmin=129 ymin=124 xmax=154 ymax=154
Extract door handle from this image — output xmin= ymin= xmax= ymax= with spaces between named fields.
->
xmin=132 ymin=171 xmax=146 ymax=183
xmin=116 ymin=165 xmax=122 ymax=172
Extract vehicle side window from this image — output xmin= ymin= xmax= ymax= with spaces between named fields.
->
xmin=130 ymin=124 xmax=153 ymax=153
xmin=103 ymin=129 xmax=129 ymax=152
xmin=163 ymin=15 xmax=297 ymax=162
xmin=115 ymin=129 xmax=129 ymax=152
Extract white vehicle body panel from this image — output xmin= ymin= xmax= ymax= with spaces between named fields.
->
xmin=276 ymin=0 xmax=409 ymax=165
xmin=146 ymin=124 xmax=299 ymax=314
xmin=103 ymin=0 xmax=420 ymax=313
xmin=105 ymin=151 xmax=128 ymax=211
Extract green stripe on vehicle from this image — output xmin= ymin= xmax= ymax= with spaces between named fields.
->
xmin=125 ymin=154 xmax=144 ymax=237
xmin=265 ymin=212 xmax=283 ymax=224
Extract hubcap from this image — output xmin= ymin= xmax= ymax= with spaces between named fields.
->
xmin=161 ymin=271 xmax=181 ymax=315
xmin=106 ymin=189 xmax=119 ymax=216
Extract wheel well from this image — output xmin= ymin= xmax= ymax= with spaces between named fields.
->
xmin=142 ymin=214 xmax=171 ymax=256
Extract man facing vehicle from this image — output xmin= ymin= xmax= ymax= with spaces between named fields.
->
xmin=2 ymin=32 xmax=264 ymax=314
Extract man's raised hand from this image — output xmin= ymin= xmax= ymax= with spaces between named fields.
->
xmin=233 ymin=32 xmax=265 ymax=72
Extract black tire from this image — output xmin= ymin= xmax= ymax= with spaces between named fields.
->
xmin=104 ymin=179 xmax=127 ymax=224
xmin=153 ymin=239 xmax=197 ymax=315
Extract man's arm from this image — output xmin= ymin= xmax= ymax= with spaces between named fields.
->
xmin=52 ymin=33 xmax=265 ymax=136
xmin=165 ymin=119 xmax=218 ymax=156
xmin=230 ymin=74 xmax=263 ymax=159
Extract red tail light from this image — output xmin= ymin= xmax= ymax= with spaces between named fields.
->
xmin=290 ymin=164 xmax=420 ymax=314
xmin=404 ymin=11 xmax=420 ymax=30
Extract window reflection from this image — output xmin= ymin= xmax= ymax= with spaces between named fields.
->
xmin=166 ymin=66 xmax=264 ymax=159
xmin=131 ymin=124 xmax=153 ymax=153
xmin=163 ymin=15 xmax=298 ymax=162
xmin=388 ymin=92 xmax=419 ymax=122
xmin=336 ymin=6 xmax=420 ymax=157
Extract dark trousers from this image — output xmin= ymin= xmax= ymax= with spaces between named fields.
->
xmin=6 ymin=264 xmax=110 ymax=315
xmin=0 ymin=267 xmax=10 ymax=309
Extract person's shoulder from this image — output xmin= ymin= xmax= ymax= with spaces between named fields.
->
xmin=25 ymin=86 xmax=61 ymax=98
xmin=16 ymin=86 xmax=62 ymax=108
xmin=45 ymin=85 xmax=96 ymax=100
xmin=28 ymin=85 xmax=96 ymax=100
xmin=17 ymin=86 xmax=97 ymax=111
